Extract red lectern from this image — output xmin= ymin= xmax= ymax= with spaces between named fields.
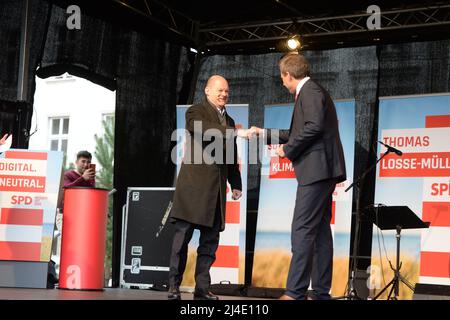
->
xmin=59 ymin=187 xmax=109 ymax=290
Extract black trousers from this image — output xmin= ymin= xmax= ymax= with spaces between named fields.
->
xmin=168 ymin=200 xmax=221 ymax=292
xmin=285 ymin=178 xmax=337 ymax=300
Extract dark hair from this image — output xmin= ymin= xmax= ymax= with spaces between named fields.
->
xmin=76 ymin=150 xmax=92 ymax=160
xmin=279 ymin=53 xmax=310 ymax=79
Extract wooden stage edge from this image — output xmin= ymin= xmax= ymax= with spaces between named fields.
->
xmin=0 ymin=287 xmax=269 ymax=300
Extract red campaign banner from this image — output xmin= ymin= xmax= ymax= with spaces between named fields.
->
xmin=379 ymin=152 xmax=450 ymax=177
xmin=425 ymin=115 xmax=450 ymax=128
xmin=225 ymin=201 xmax=240 ymax=224
xmin=4 ymin=151 xmax=48 ymax=160
xmin=269 ymin=156 xmax=295 ymax=179
xmin=0 ymin=242 xmax=41 ymax=261
xmin=0 ymin=175 xmax=46 ymax=192
xmin=331 ymin=201 xmax=335 ymax=225
xmin=420 ymin=251 xmax=450 ymax=278
xmin=0 ymin=208 xmax=44 ymax=226
xmin=422 ymin=202 xmax=450 ymax=227
xmin=212 ymin=245 xmax=240 ymax=268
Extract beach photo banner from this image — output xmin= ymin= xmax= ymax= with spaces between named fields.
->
xmin=253 ymin=100 xmax=355 ymax=296
xmin=374 ymin=94 xmax=450 ymax=296
xmin=0 ymin=149 xmax=63 ymax=262
xmin=176 ymin=104 xmax=249 ymax=285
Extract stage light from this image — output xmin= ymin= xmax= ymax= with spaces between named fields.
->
xmin=286 ymin=36 xmax=301 ymax=51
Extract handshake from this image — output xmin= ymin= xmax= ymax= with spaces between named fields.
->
xmin=235 ymin=126 xmax=286 ymax=158
xmin=236 ymin=126 xmax=264 ymax=139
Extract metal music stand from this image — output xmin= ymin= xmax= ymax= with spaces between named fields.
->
xmin=337 ymin=147 xmax=393 ymax=300
xmin=368 ymin=205 xmax=430 ymax=300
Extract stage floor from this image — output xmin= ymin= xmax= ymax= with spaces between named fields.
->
xmin=0 ymin=287 xmax=268 ymax=300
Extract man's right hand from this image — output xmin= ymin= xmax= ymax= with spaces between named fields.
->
xmin=236 ymin=127 xmax=261 ymax=139
xmin=236 ymin=128 xmax=252 ymax=139
xmin=250 ymin=126 xmax=264 ymax=135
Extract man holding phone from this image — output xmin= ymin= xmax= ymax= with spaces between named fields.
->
xmin=63 ymin=150 xmax=96 ymax=187
xmin=52 ymin=151 xmax=96 ymax=287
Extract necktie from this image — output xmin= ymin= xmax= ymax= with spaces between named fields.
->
xmin=217 ymin=108 xmax=227 ymax=126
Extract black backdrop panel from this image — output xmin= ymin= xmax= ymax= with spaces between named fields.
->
xmin=120 ymin=188 xmax=175 ymax=290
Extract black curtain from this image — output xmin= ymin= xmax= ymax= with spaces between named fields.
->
xmin=37 ymin=2 xmax=118 ymax=90
xmin=379 ymin=41 xmax=450 ymax=95
xmin=0 ymin=100 xmax=33 ymax=149
xmin=34 ymin=2 xmax=192 ymax=286
xmin=0 ymin=0 xmax=51 ymax=147
xmin=113 ymin=33 xmax=187 ymax=286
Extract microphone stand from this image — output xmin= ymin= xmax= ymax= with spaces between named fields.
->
xmin=337 ymin=149 xmax=392 ymax=300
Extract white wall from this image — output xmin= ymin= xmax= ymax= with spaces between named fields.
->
xmin=29 ymin=73 xmax=115 ymax=169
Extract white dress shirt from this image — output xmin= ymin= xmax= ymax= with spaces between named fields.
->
xmin=295 ymin=76 xmax=310 ymax=99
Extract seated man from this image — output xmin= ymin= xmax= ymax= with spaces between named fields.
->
xmin=64 ymin=150 xmax=96 ymax=187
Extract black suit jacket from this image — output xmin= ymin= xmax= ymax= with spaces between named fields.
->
xmin=267 ymin=79 xmax=346 ymax=186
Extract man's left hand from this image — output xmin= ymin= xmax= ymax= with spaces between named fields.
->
xmin=0 ymin=134 xmax=9 ymax=146
xmin=231 ymin=189 xmax=242 ymax=200
xmin=277 ymin=144 xmax=286 ymax=158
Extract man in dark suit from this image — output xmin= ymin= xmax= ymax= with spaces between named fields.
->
xmin=254 ymin=53 xmax=346 ymax=300
xmin=168 ymin=75 xmax=250 ymax=300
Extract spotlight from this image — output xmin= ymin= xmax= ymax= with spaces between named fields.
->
xmin=286 ymin=36 xmax=301 ymax=51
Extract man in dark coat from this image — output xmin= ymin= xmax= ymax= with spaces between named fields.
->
xmin=168 ymin=75 xmax=247 ymax=300
xmin=253 ymin=53 xmax=346 ymax=300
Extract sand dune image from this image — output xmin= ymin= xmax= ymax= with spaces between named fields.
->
xmin=40 ymin=236 xmax=53 ymax=262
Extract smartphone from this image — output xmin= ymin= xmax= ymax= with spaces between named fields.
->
xmin=89 ymin=163 xmax=96 ymax=171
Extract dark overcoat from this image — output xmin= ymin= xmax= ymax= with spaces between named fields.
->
xmin=170 ymin=99 xmax=242 ymax=231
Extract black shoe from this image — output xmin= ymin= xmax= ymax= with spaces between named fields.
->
xmin=193 ymin=291 xmax=219 ymax=300
xmin=47 ymin=260 xmax=58 ymax=289
xmin=307 ymin=290 xmax=331 ymax=300
xmin=168 ymin=287 xmax=181 ymax=300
